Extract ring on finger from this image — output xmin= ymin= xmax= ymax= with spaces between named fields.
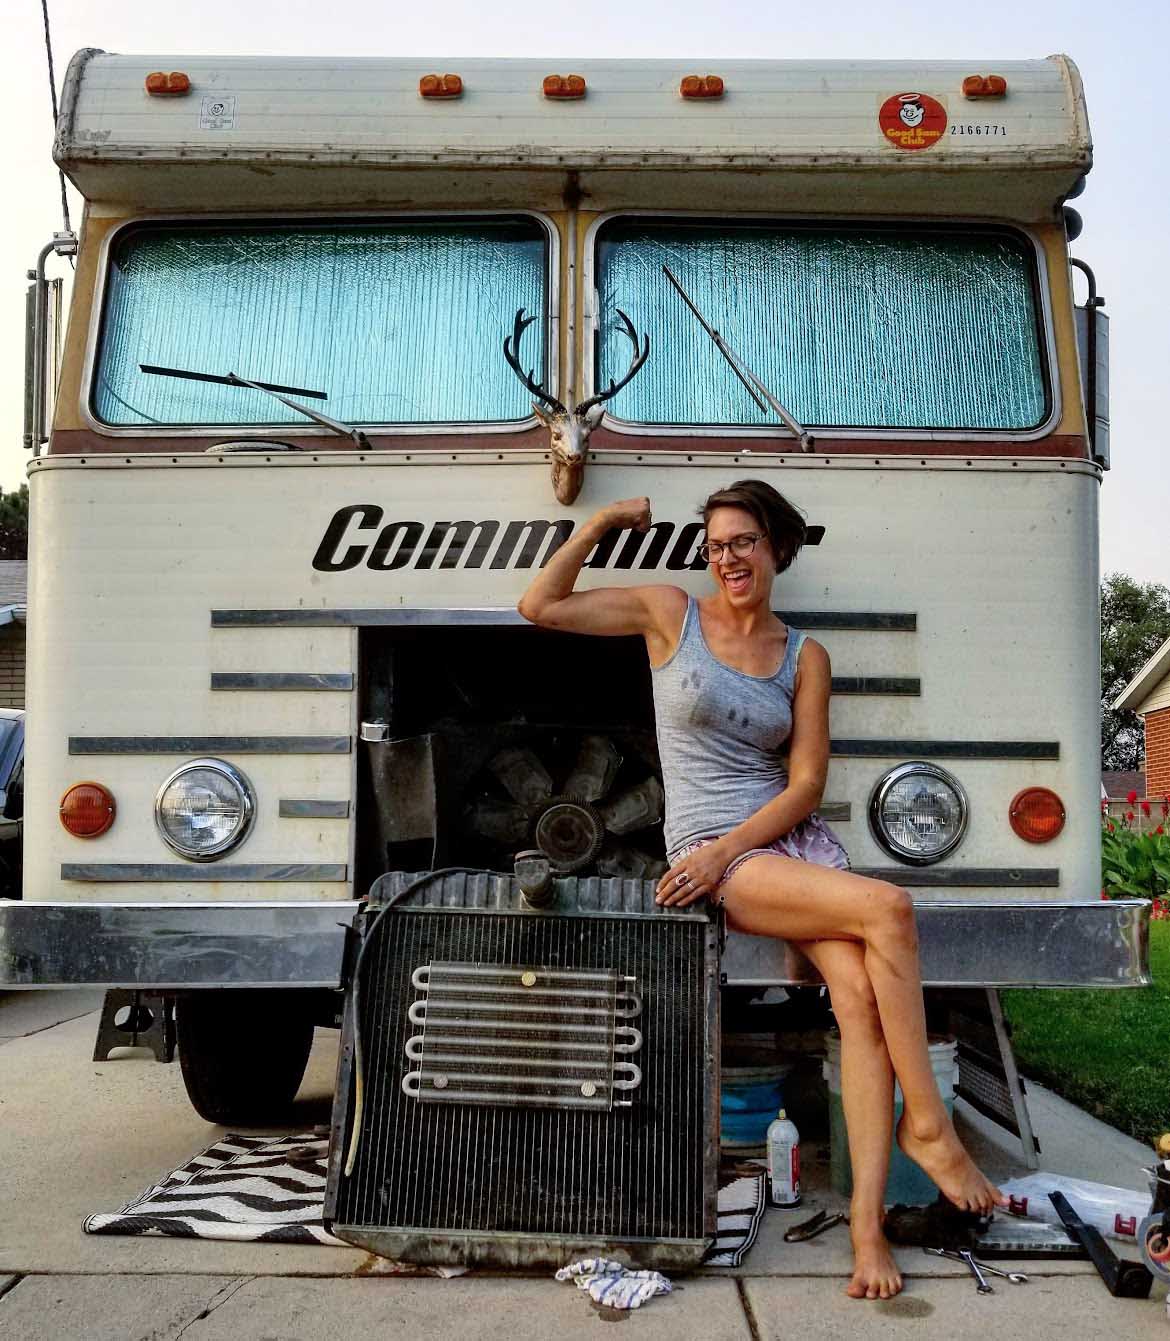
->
xmin=675 ymin=873 xmax=689 ymax=886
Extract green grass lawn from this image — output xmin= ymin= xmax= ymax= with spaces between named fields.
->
xmin=1001 ymin=918 xmax=1169 ymax=1146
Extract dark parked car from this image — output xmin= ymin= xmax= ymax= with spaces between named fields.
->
xmin=0 ymin=709 xmax=24 ymax=899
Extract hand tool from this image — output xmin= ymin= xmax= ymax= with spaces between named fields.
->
xmin=783 ymin=1209 xmax=847 ymax=1242
xmin=924 ymin=1247 xmax=1028 ymax=1282
xmin=1049 ymin=1191 xmax=1152 ymax=1298
xmin=959 ymin=1248 xmax=995 ymax=1293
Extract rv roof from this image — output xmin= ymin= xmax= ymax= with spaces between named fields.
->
xmin=55 ymin=52 xmax=1090 ymax=219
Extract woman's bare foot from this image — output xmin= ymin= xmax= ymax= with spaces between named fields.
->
xmin=847 ymin=1223 xmax=903 ymax=1300
xmin=895 ymin=1113 xmax=1005 ymax=1213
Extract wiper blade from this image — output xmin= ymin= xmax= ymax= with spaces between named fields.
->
xmin=139 ymin=364 xmax=372 ymax=448
xmin=661 ymin=266 xmax=814 ymax=452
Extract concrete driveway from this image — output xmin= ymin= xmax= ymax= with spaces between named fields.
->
xmin=1 ymin=990 xmax=1166 ymax=1339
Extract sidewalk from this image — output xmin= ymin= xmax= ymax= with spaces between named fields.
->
xmin=1 ymin=991 xmax=1166 ymax=1339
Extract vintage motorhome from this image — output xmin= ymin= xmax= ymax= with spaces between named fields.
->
xmin=1 ymin=53 xmax=1144 ymax=1132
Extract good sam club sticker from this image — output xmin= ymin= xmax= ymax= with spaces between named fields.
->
xmin=879 ymin=92 xmax=946 ymax=150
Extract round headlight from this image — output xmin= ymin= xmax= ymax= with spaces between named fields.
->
xmin=155 ymin=758 xmax=255 ymax=861
xmin=868 ymin=762 xmax=968 ymax=865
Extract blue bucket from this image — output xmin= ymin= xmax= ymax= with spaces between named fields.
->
xmin=721 ymin=1063 xmax=792 ymax=1153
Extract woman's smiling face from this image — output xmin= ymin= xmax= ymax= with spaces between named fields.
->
xmin=705 ymin=505 xmax=777 ymax=607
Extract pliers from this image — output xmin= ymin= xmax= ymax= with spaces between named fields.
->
xmin=784 ymin=1209 xmax=848 ymax=1242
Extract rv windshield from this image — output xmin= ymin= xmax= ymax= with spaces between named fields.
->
xmin=595 ymin=221 xmax=1049 ymax=432
xmin=93 ymin=218 xmax=549 ymax=428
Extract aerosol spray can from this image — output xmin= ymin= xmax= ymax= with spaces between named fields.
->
xmin=766 ymin=1108 xmax=801 ymax=1208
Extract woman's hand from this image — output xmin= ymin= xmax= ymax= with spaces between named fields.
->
xmin=599 ymin=496 xmax=652 ymax=533
xmin=655 ymin=841 xmax=732 ymax=907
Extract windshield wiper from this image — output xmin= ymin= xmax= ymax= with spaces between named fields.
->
xmin=139 ymin=364 xmax=372 ymax=448
xmin=661 ymin=266 xmax=814 ymax=452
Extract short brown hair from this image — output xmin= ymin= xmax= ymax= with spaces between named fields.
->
xmin=701 ymin=480 xmax=807 ymax=574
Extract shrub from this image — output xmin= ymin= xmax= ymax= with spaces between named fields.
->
xmin=1101 ymin=797 xmax=1170 ymax=915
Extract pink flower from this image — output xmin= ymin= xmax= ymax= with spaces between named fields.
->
xmin=1126 ymin=810 xmax=1136 ymax=822
xmin=1127 ymin=789 xmax=1138 ymax=804
xmin=1142 ymin=801 xmax=1152 ymax=817
xmin=1158 ymin=825 xmax=1165 ymax=836
xmin=1108 ymin=822 xmax=1116 ymax=832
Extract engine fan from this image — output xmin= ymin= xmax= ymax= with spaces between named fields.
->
xmin=462 ymin=733 xmax=667 ymax=879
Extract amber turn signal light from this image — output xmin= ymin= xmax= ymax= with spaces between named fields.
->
xmin=60 ymin=782 xmax=117 ymax=839
xmin=1009 ymin=787 xmax=1065 ymax=843
xmin=145 ymin=71 xmax=191 ymax=96
xmin=543 ymin=74 xmax=586 ymax=99
xmin=419 ymin=74 xmax=463 ymax=99
xmin=962 ymin=74 xmax=1007 ymax=98
xmin=680 ymin=75 xmax=724 ymax=99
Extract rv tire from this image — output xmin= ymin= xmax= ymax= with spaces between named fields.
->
xmin=176 ymin=990 xmax=316 ymax=1125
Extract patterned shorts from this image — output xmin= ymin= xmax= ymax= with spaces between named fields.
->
xmin=670 ymin=814 xmax=850 ymax=907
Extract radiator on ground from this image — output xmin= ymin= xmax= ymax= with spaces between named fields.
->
xmin=324 ymin=870 xmax=720 ymax=1269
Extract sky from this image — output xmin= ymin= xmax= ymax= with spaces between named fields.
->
xmin=1 ymin=0 xmax=1167 ymax=585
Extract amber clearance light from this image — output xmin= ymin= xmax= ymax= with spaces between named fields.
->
xmin=1009 ymin=787 xmax=1065 ymax=843
xmin=60 ymin=782 xmax=116 ymax=838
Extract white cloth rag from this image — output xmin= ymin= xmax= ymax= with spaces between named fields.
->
xmin=555 ymin=1257 xmax=672 ymax=1310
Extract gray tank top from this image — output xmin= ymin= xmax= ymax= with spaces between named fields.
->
xmin=651 ymin=596 xmax=806 ymax=855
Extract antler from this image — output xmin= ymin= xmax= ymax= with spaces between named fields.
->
xmin=502 ymin=309 xmax=567 ymax=416
xmin=575 ymin=309 xmax=650 ymax=416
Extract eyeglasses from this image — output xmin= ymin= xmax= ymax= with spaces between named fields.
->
xmin=699 ymin=532 xmax=763 ymax=564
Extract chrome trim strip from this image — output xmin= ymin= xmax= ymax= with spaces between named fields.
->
xmin=580 ymin=210 xmax=1063 ymax=444
xmin=211 ymin=608 xmax=917 ymax=630
xmin=80 ymin=209 xmax=560 ymax=440
xmin=0 ymin=898 xmax=357 ymax=988
xmin=61 ymin=863 xmax=348 ymax=881
xmin=832 ymin=739 xmax=1059 ymax=760
xmin=832 ymin=677 xmax=920 ymax=695
xmin=279 ymin=799 xmax=351 ymax=819
xmin=69 ymin=735 xmax=351 ymax=754
xmin=723 ymin=900 xmax=1150 ymax=989
xmin=211 ymin=672 xmax=355 ymax=691
xmin=853 ymin=867 xmax=1058 ymax=887
xmin=213 ymin=607 xmax=527 ymax=628
xmin=818 ymin=803 xmax=850 ymax=823
xmin=0 ymin=898 xmax=1146 ymax=990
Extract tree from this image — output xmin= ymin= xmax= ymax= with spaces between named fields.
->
xmin=1102 ymin=573 xmax=1170 ymax=771
xmin=0 ymin=485 xmax=27 ymax=561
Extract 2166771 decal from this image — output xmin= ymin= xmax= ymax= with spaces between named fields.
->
xmin=950 ymin=124 xmax=1008 ymax=137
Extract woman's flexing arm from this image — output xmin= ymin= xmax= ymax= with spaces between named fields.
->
xmin=517 ymin=498 xmax=685 ymax=655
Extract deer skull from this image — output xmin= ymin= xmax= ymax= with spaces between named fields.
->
xmin=504 ymin=309 xmax=650 ymax=506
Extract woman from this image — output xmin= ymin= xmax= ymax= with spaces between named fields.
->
xmin=517 ymin=480 xmax=1004 ymax=1301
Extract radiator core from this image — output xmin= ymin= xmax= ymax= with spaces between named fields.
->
xmin=325 ymin=872 xmax=719 ymax=1268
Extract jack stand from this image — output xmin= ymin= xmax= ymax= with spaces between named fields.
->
xmin=92 ymin=990 xmax=176 ymax=1062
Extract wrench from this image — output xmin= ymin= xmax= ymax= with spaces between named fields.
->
xmin=959 ymin=1249 xmax=995 ymax=1294
xmin=925 ymin=1248 xmax=1027 ymax=1283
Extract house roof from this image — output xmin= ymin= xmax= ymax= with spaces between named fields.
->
xmin=0 ymin=561 xmax=26 ymax=608
xmin=1113 ymin=632 xmax=1170 ymax=712
xmin=1102 ymin=770 xmax=1147 ymax=800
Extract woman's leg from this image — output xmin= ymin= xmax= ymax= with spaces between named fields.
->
xmin=795 ymin=937 xmax=901 ymax=1299
xmin=719 ymin=855 xmax=1001 ymax=1213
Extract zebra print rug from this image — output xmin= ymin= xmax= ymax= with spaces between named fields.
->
xmin=84 ymin=1132 xmax=766 ymax=1266
xmin=83 ymin=1132 xmax=343 ymax=1246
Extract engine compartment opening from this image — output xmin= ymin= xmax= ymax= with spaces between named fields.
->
xmin=355 ymin=626 xmax=668 ymax=893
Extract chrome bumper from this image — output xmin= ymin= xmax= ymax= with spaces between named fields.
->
xmin=0 ymin=897 xmax=1149 ymax=990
